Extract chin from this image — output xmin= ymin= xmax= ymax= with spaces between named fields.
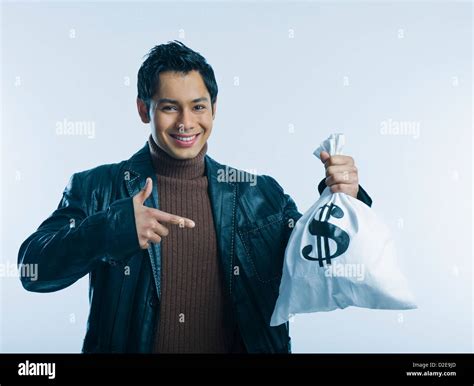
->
xmin=167 ymin=146 xmax=202 ymax=160
xmin=164 ymin=139 xmax=206 ymax=160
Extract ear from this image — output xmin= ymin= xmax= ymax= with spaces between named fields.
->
xmin=212 ymin=100 xmax=217 ymax=120
xmin=137 ymin=97 xmax=151 ymax=124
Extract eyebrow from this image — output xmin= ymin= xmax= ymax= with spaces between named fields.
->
xmin=157 ymin=97 xmax=209 ymax=105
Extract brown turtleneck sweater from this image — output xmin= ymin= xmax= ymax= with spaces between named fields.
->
xmin=147 ymin=135 xmax=245 ymax=353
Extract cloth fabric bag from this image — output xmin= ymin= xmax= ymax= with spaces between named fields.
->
xmin=270 ymin=134 xmax=417 ymax=326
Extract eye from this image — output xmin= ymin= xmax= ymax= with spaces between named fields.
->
xmin=162 ymin=105 xmax=177 ymax=111
xmin=194 ymin=105 xmax=206 ymax=111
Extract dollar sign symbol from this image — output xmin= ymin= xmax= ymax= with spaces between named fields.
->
xmin=301 ymin=203 xmax=350 ymax=267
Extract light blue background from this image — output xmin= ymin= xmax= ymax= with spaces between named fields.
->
xmin=1 ymin=0 xmax=472 ymax=352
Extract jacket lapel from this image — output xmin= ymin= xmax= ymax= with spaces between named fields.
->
xmin=205 ymin=156 xmax=237 ymax=297
xmin=123 ymin=143 xmax=162 ymax=300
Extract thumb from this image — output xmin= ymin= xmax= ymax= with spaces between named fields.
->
xmin=320 ymin=151 xmax=330 ymax=164
xmin=137 ymin=177 xmax=153 ymax=204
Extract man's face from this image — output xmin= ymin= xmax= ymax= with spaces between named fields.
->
xmin=138 ymin=70 xmax=216 ymax=160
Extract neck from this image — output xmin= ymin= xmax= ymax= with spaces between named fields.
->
xmin=147 ymin=134 xmax=207 ymax=179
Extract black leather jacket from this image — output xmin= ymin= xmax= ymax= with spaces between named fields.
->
xmin=18 ymin=142 xmax=372 ymax=353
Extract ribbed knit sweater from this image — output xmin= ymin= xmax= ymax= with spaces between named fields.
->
xmin=147 ymin=134 xmax=245 ymax=353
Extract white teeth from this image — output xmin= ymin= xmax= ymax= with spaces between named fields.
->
xmin=174 ymin=135 xmax=196 ymax=142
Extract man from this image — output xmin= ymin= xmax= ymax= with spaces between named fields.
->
xmin=18 ymin=41 xmax=372 ymax=353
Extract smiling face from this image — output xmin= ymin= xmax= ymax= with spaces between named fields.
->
xmin=137 ymin=70 xmax=216 ymax=160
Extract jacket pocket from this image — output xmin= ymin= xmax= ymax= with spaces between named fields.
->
xmin=237 ymin=213 xmax=286 ymax=283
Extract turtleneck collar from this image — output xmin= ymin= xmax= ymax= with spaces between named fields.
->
xmin=147 ymin=134 xmax=207 ymax=179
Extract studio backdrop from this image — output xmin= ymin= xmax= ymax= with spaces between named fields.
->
xmin=1 ymin=0 xmax=472 ymax=353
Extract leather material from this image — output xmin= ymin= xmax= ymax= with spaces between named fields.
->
xmin=18 ymin=142 xmax=372 ymax=353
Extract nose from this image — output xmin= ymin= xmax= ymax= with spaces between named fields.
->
xmin=178 ymin=108 xmax=194 ymax=132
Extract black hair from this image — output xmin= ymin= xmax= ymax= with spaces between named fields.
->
xmin=137 ymin=40 xmax=218 ymax=114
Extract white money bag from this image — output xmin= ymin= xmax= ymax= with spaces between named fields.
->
xmin=270 ymin=133 xmax=417 ymax=327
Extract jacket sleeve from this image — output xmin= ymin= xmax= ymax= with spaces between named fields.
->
xmin=317 ymin=179 xmax=373 ymax=207
xmin=17 ymin=172 xmax=141 ymax=293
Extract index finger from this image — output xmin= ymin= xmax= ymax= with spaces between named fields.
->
xmin=324 ymin=155 xmax=354 ymax=167
xmin=151 ymin=208 xmax=195 ymax=228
